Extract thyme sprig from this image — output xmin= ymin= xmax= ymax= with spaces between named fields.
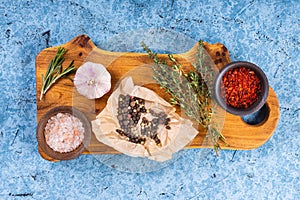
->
xmin=40 ymin=47 xmax=76 ymax=100
xmin=142 ymin=41 xmax=225 ymax=154
xmin=142 ymin=43 xmax=201 ymax=123
xmin=193 ymin=40 xmax=226 ymax=153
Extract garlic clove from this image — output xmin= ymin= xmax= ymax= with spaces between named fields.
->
xmin=74 ymin=62 xmax=111 ymax=99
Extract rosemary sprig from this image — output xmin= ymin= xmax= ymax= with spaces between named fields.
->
xmin=40 ymin=47 xmax=76 ymax=100
xmin=142 ymin=41 xmax=225 ymax=154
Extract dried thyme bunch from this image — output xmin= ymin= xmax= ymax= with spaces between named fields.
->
xmin=40 ymin=47 xmax=76 ymax=100
xmin=142 ymin=41 xmax=225 ymax=154
xmin=192 ymin=40 xmax=226 ymax=153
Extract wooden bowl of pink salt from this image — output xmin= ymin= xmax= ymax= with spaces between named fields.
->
xmin=36 ymin=106 xmax=91 ymax=160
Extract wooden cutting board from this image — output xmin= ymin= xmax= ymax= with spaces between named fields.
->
xmin=36 ymin=35 xmax=280 ymax=160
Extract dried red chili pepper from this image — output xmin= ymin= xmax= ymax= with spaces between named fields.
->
xmin=221 ymin=67 xmax=261 ymax=109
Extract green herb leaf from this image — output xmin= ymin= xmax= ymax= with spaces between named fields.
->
xmin=142 ymin=41 xmax=226 ymax=155
xmin=40 ymin=47 xmax=76 ymax=100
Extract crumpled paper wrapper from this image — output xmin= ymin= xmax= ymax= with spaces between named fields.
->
xmin=92 ymin=77 xmax=198 ymax=162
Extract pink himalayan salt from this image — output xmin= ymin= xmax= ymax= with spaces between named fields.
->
xmin=44 ymin=112 xmax=85 ymax=153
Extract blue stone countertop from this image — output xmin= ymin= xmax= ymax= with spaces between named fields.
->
xmin=0 ymin=0 xmax=299 ymax=199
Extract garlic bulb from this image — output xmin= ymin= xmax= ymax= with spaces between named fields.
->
xmin=74 ymin=62 xmax=111 ymax=99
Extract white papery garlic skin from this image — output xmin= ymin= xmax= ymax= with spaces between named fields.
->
xmin=74 ymin=62 xmax=111 ymax=99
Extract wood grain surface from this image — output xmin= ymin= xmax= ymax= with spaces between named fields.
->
xmin=36 ymin=35 xmax=280 ymax=160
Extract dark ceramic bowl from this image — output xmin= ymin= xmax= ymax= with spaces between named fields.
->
xmin=36 ymin=106 xmax=91 ymax=160
xmin=214 ymin=61 xmax=269 ymax=116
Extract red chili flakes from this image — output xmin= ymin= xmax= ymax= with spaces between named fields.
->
xmin=221 ymin=67 xmax=262 ymax=109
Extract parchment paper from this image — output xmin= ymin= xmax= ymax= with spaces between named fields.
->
xmin=92 ymin=77 xmax=198 ymax=162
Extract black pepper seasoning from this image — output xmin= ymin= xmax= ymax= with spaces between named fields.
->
xmin=116 ymin=94 xmax=171 ymax=146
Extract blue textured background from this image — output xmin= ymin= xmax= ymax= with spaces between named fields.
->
xmin=0 ymin=0 xmax=299 ymax=199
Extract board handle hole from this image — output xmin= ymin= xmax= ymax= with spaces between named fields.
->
xmin=241 ymin=103 xmax=270 ymax=126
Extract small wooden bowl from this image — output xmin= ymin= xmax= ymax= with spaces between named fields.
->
xmin=214 ymin=61 xmax=269 ymax=116
xmin=36 ymin=106 xmax=91 ymax=160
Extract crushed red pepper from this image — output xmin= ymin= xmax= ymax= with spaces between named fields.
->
xmin=221 ymin=67 xmax=261 ymax=109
